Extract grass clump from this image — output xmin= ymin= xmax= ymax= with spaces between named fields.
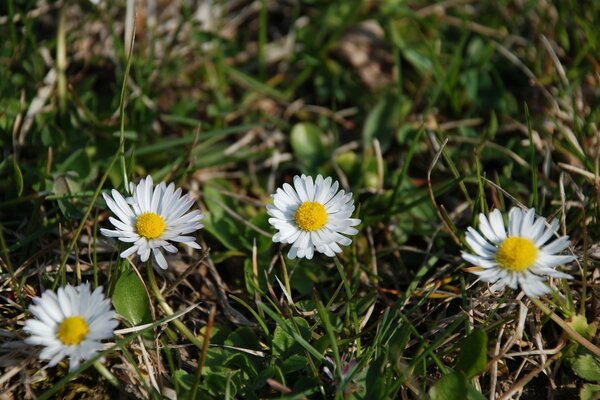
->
xmin=1 ymin=1 xmax=599 ymax=399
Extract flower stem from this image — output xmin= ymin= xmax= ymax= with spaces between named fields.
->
xmin=529 ymin=296 xmax=600 ymax=358
xmin=145 ymin=262 xmax=204 ymax=349
xmin=93 ymin=360 xmax=119 ymax=388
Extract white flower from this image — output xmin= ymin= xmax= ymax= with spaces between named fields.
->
xmin=23 ymin=283 xmax=118 ymax=371
xmin=101 ymin=175 xmax=204 ymax=270
xmin=267 ymin=175 xmax=361 ymax=259
xmin=462 ymin=207 xmax=575 ymax=297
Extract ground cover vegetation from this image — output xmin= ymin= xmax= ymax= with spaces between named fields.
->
xmin=1 ymin=0 xmax=599 ymax=399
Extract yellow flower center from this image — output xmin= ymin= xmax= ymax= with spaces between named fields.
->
xmin=496 ymin=237 xmax=538 ymax=272
xmin=294 ymin=201 xmax=327 ymax=231
xmin=136 ymin=212 xmax=166 ymax=239
xmin=57 ymin=316 xmax=89 ymax=345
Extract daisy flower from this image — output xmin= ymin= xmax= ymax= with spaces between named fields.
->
xmin=267 ymin=174 xmax=361 ymax=259
xmin=461 ymin=207 xmax=575 ymax=297
xmin=23 ymin=283 xmax=118 ymax=371
xmin=101 ymin=175 xmax=204 ymax=270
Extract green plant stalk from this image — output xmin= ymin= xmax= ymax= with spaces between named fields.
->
xmin=52 ymin=152 xmax=119 ymax=290
xmin=474 ymin=149 xmax=486 ymax=214
xmin=145 ymin=262 xmax=204 ymax=350
xmin=387 ymin=126 xmax=424 ymax=209
xmin=119 ymin=19 xmax=135 ymax=192
xmin=580 ymin=207 xmax=588 ymax=316
xmin=0 ymin=222 xmax=16 ymax=288
xmin=334 ymin=257 xmax=361 ymax=356
xmin=524 ymin=103 xmax=538 ymax=209
xmin=229 ymin=295 xmax=269 ymax=336
xmin=57 ymin=3 xmax=67 ymax=113
xmin=189 ymin=304 xmax=217 ymax=400
xmin=93 ymin=210 xmax=99 ymax=288
xmin=529 ymin=296 xmax=600 ymax=358
xmin=93 ymin=360 xmax=120 ymax=388
xmin=314 ymin=295 xmax=343 ymax=385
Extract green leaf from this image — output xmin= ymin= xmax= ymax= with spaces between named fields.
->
xmin=335 ymin=151 xmax=360 ymax=181
xmin=271 ymin=316 xmax=310 ymax=358
xmin=256 ymin=302 xmax=323 ymax=361
xmin=112 ymin=270 xmax=152 ymax=326
xmin=570 ymin=315 xmax=597 ymax=339
xmin=455 ymin=329 xmax=488 ymax=379
xmin=364 ymin=356 xmax=386 ymax=399
xmin=290 ymin=122 xmax=326 ymax=170
xmin=52 ymin=173 xmax=84 ymax=219
xmin=362 ymin=94 xmax=403 ymax=152
xmin=466 ymin=382 xmax=487 ymax=400
xmin=11 ymin=156 xmax=23 ymax=197
xmin=173 ymin=369 xmax=194 ymax=391
xmin=282 ymin=354 xmax=309 ymax=374
xmin=58 ymin=148 xmax=92 ymax=181
xmin=580 ymin=384 xmax=600 ymax=400
xmin=572 ymin=354 xmax=600 ymax=382
xmin=429 ymin=372 xmax=467 ymax=400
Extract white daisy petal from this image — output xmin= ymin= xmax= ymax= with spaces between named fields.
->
xmin=520 ymin=208 xmax=536 ymax=236
xmin=542 ymin=236 xmax=570 ymax=254
xmin=529 ymin=216 xmax=547 ymax=241
xmin=268 ymin=175 xmax=360 ymax=259
xmin=488 ymin=209 xmax=507 ymax=241
xmin=535 ymin=219 xmax=559 ymax=246
xmin=489 ymin=279 xmax=507 ymax=293
xmin=463 ymin=206 xmax=574 ymax=298
xmin=24 ymin=283 xmax=118 ymax=371
xmin=508 ymin=207 xmax=522 ymax=236
xmin=102 ymin=192 xmax=132 ymax=224
xmin=293 ymin=175 xmax=309 ymax=201
xmin=531 ymin=266 xmax=573 ymax=280
xmin=152 ymin=248 xmax=168 ymax=270
xmin=120 ymin=245 xmax=138 ymax=258
xmin=478 ymin=213 xmax=500 ymax=243
xmin=536 ymin=254 xmax=575 ymax=269
xmin=101 ymin=175 xmax=204 ymax=270
xmin=461 ymin=252 xmax=497 ymax=269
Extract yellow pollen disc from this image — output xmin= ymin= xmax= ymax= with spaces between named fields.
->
xmin=57 ymin=316 xmax=89 ymax=345
xmin=136 ymin=212 xmax=166 ymax=239
xmin=496 ymin=237 xmax=538 ymax=272
xmin=294 ymin=201 xmax=327 ymax=232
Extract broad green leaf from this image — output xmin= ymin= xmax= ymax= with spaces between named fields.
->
xmin=455 ymin=329 xmax=488 ymax=379
xmin=466 ymin=382 xmax=487 ymax=400
xmin=429 ymin=372 xmax=467 ymax=400
xmin=282 ymin=354 xmax=309 ymax=374
xmin=364 ymin=356 xmax=386 ymax=399
xmin=204 ymin=369 xmax=238 ymax=397
xmin=580 ymin=384 xmax=600 ymax=400
xmin=226 ymin=326 xmax=260 ymax=350
xmin=572 ymin=354 xmax=600 ymax=382
xmin=290 ymin=122 xmax=326 ymax=170
xmin=112 ymin=270 xmax=151 ymax=326
xmin=272 ymin=316 xmax=310 ymax=358
xmin=389 ymin=325 xmax=411 ymax=370
xmin=256 ymin=302 xmax=322 ymax=361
